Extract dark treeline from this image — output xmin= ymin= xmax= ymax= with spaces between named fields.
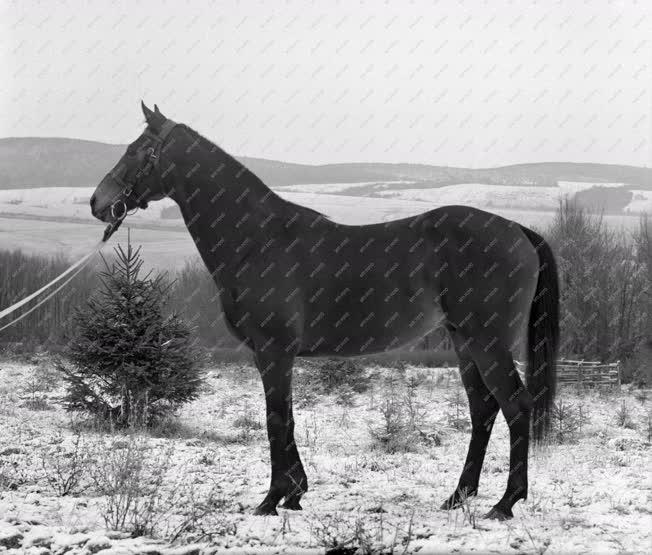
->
xmin=0 ymin=250 xmax=100 ymax=350
xmin=1 ymin=203 xmax=650 ymax=382
xmin=545 ymin=201 xmax=650 ymax=382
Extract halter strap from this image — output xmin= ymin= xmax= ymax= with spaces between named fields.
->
xmin=104 ymin=118 xmax=178 ymax=239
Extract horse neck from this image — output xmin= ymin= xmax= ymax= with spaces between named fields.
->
xmin=164 ymin=127 xmax=286 ymax=285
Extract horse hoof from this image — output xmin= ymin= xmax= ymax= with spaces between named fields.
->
xmin=440 ymin=498 xmax=461 ymax=510
xmin=281 ymin=498 xmax=303 ymax=510
xmin=440 ymin=489 xmax=477 ymax=510
xmin=484 ymin=506 xmax=513 ymax=520
xmin=253 ymin=504 xmax=279 ymax=516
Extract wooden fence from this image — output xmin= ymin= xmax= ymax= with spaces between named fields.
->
xmin=515 ymin=359 xmax=621 ymax=387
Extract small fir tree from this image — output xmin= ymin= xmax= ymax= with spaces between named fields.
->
xmin=58 ymin=237 xmax=205 ymax=427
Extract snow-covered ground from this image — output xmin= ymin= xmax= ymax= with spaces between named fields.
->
xmin=0 ymin=361 xmax=650 ymax=554
xmin=375 ymin=182 xmax=629 ymax=212
xmin=0 ymin=186 xmax=434 ymax=225
xmin=0 ymin=182 xmax=646 ymax=230
xmin=0 ymin=187 xmax=178 ymax=224
xmin=276 ymin=181 xmax=411 ymax=194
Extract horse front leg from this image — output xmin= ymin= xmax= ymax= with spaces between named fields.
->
xmin=253 ymin=350 xmax=308 ymax=515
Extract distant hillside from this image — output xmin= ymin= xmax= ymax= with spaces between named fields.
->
xmin=1 ymin=137 xmax=650 ymax=190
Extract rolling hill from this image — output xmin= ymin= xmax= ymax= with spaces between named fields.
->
xmin=1 ymin=137 xmax=650 ymax=190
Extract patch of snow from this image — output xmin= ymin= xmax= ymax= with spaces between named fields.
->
xmin=375 ymin=183 xmax=570 ymax=210
xmin=624 ymin=189 xmax=652 ymax=213
xmin=0 ymin=187 xmax=177 ymax=223
xmin=275 ymin=181 xmax=411 ymax=194
xmin=557 ymin=181 xmax=625 ymax=194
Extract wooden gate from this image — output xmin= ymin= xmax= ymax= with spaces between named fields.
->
xmin=515 ymin=359 xmax=621 ymax=387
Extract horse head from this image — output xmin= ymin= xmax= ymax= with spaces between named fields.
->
xmin=90 ymin=101 xmax=174 ymax=224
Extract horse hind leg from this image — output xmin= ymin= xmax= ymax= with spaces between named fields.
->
xmin=441 ymin=330 xmax=499 ymax=510
xmin=465 ymin=333 xmax=533 ymax=520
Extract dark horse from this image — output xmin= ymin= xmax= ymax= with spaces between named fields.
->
xmin=91 ymin=103 xmax=559 ymax=520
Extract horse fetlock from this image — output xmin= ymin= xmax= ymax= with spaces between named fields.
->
xmin=253 ymin=500 xmax=279 ymax=516
xmin=286 ymin=478 xmax=308 ymax=499
xmin=484 ymin=505 xmax=514 ymax=520
xmin=280 ymin=494 xmax=303 ymax=510
xmin=440 ymin=486 xmax=478 ymax=510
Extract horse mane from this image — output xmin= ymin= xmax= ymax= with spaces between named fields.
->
xmin=176 ymin=123 xmax=331 ymax=223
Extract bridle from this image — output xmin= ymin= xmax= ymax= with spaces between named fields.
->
xmin=108 ymin=118 xmax=177 ymax=221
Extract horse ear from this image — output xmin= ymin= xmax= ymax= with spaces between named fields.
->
xmin=154 ymin=104 xmax=161 ymax=115
xmin=141 ymin=100 xmax=155 ymax=123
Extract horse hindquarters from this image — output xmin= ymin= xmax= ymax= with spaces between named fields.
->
xmin=448 ymin=327 xmax=533 ymax=519
xmin=442 ymin=226 xmax=559 ymax=519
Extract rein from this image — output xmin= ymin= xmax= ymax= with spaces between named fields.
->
xmin=0 ymin=242 xmax=103 ymax=331
xmin=1 ymin=119 xmax=179 ymax=331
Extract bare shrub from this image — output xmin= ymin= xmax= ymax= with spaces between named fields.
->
xmin=40 ymin=431 xmax=91 ymax=496
xmin=0 ymin=455 xmax=33 ymax=491
xmin=89 ymin=434 xmax=175 ymax=535
xmin=309 ymin=511 xmax=415 ymax=554
xmin=87 ymin=432 xmax=237 ymax=540
xmin=162 ymin=480 xmax=237 ymax=543
xmin=458 ymin=488 xmax=480 ymax=530
xmin=310 ymin=512 xmax=368 ymax=554
xmin=303 ymin=412 xmax=322 ymax=452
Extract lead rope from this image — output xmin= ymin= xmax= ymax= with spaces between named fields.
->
xmin=0 ymin=237 xmax=108 ymax=331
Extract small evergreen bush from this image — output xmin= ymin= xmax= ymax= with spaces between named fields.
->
xmin=57 ymin=239 xmax=205 ymax=427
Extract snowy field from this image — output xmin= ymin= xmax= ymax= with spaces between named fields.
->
xmin=0 ymin=183 xmax=646 ymax=272
xmin=0 ymin=361 xmax=650 ymax=554
xmin=373 ymin=183 xmax=593 ymax=211
xmin=0 ymin=182 xmax=649 ymax=228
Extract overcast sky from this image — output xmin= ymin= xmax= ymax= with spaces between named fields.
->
xmin=1 ymin=0 xmax=650 ymax=167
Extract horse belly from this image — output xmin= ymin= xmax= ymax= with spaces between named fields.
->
xmin=298 ymin=281 xmax=446 ymax=356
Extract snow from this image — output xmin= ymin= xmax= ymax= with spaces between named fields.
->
xmin=0 ymin=360 xmax=649 ymax=554
xmin=625 ymin=190 xmax=652 ymax=213
xmin=557 ymin=181 xmax=626 ymax=193
xmin=0 ymin=187 xmax=178 ymax=223
xmin=276 ymin=181 xmax=411 ymax=194
xmin=275 ymin=191 xmax=432 ymax=224
xmin=373 ymin=183 xmax=626 ymax=211
xmin=0 ymin=182 xmax=646 ymax=233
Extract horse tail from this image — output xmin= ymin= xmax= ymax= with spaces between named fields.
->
xmin=520 ymin=225 xmax=559 ymax=444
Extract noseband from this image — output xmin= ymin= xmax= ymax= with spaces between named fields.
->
xmin=109 ymin=118 xmax=177 ymax=221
